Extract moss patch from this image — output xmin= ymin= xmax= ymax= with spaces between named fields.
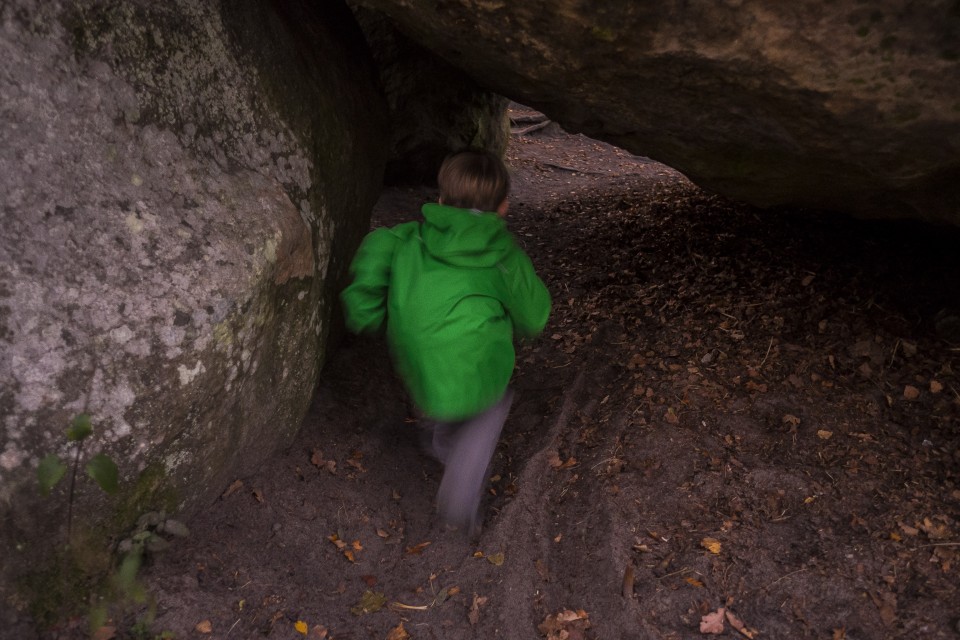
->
xmin=17 ymin=529 xmax=112 ymax=629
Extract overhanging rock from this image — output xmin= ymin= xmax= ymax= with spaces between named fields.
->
xmin=356 ymin=0 xmax=960 ymax=224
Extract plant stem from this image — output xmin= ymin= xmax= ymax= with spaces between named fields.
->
xmin=66 ymin=438 xmax=85 ymax=544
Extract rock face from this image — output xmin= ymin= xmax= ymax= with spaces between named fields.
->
xmin=351 ymin=6 xmax=510 ymax=185
xmin=356 ymin=0 xmax=960 ymax=224
xmin=0 ymin=0 xmax=385 ymax=600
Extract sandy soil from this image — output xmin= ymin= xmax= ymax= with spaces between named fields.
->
xmin=30 ymin=106 xmax=960 ymax=640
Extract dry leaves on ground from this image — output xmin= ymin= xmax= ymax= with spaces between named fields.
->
xmin=699 ymin=607 xmax=758 ymax=638
xmin=539 ymin=609 xmax=591 ymax=640
xmin=468 ymin=594 xmax=489 ymax=625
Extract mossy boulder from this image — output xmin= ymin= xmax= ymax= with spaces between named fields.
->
xmin=356 ymin=0 xmax=960 ymax=224
xmin=0 ymin=0 xmax=386 ymax=621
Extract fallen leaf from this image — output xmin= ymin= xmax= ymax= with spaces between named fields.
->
xmin=724 ymin=609 xmax=758 ymax=638
xmin=310 ymin=449 xmax=325 ymax=467
xmin=350 ymin=590 xmax=386 ymax=616
xmin=918 ymin=516 xmax=951 ymax=540
xmin=91 ymin=626 xmax=116 ymax=640
xmin=782 ymin=414 xmax=801 ymax=427
xmin=622 ymin=564 xmax=635 ymax=597
xmin=252 ymin=488 xmax=265 ymax=503
xmin=311 ymin=625 xmax=329 ymax=638
xmin=468 ymin=593 xmax=488 ymax=625
xmin=294 ymin=620 xmax=308 ymax=635
xmin=538 ymin=609 xmax=590 ymax=640
xmin=832 ymin=628 xmax=846 ymax=640
xmin=684 ymin=576 xmax=704 ymax=587
xmin=903 ymin=385 xmax=920 ymax=400
xmin=546 ymin=450 xmax=577 ymax=469
xmin=701 ymin=537 xmax=722 ymax=554
xmin=486 ymin=551 xmax=505 ymax=566
xmin=195 ymin=620 xmax=213 ymax=634
xmin=699 ymin=608 xmax=725 ymax=634
xmin=361 ymin=575 xmax=377 ymax=587
xmin=386 ymin=622 xmax=410 ymax=640
xmin=535 ymin=558 xmax=551 ymax=580
xmin=431 ymin=585 xmax=458 ymax=606
xmin=376 ymin=528 xmax=390 ymax=538
xmin=405 ymin=541 xmax=432 ymax=555
xmin=869 ymin=591 xmax=897 ymax=626
xmin=817 ymin=430 xmax=833 ymax=440
xmin=664 ymin=407 xmax=680 ymax=424
xmin=930 ymin=380 xmax=944 ymax=394
xmin=222 ymin=479 xmax=243 ymax=498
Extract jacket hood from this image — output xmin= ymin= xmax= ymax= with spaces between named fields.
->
xmin=420 ymin=203 xmax=512 ymax=268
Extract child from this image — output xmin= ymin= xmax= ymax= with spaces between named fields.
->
xmin=340 ymin=149 xmax=551 ymax=535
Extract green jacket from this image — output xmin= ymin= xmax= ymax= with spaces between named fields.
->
xmin=341 ymin=203 xmax=551 ymax=420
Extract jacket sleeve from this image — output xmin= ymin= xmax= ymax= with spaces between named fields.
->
xmin=501 ymin=246 xmax=551 ymax=339
xmin=340 ymin=226 xmax=402 ymax=335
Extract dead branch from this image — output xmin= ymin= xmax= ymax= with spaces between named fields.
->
xmin=511 ymin=120 xmax=553 ymax=136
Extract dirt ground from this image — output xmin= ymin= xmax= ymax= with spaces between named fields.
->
xmin=41 ymin=107 xmax=960 ymax=639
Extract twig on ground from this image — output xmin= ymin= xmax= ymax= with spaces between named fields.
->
xmin=509 ymin=113 xmax=548 ymax=125
xmin=762 ymin=568 xmax=807 ymax=591
xmin=759 ymin=338 xmax=774 ymax=368
xmin=512 ymin=120 xmax=552 ymax=136
xmin=538 ymin=161 xmax=608 ymax=176
xmin=657 ymin=567 xmax=692 ymax=580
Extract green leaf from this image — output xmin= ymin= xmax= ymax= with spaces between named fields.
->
xmin=115 ymin=549 xmax=143 ymax=594
xmin=88 ymin=603 xmax=108 ymax=633
xmin=37 ymin=454 xmax=67 ymax=496
xmin=350 ymin=590 xmax=386 ymax=616
xmin=86 ymin=453 xmax=119 ymax=494
xmin=66 ymin=413 xmax=93 ymax=442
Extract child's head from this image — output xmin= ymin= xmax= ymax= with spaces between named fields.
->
xmin=437 ymin=150 xmax=511 ymax=214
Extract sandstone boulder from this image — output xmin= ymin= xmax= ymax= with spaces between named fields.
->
xmin=351 ymin=6 xmax=509 ymax=185
xmin=0 ymin=0 xmax=386 ymax=604
xmin=356 ymin=0 xmax=960 ymax=224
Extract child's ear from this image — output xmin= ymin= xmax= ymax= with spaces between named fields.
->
xmin=497 ymin=198 xmax=509 ymax=217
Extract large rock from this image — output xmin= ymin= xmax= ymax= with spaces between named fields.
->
xmin=350 ymin=6 xmax=509 ymax=185
xmin=0 ymin=0 xmax=385 ymax=610
xmin=356 ymin=0 xmax=960 ymax=224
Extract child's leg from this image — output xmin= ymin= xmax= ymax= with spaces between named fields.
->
xmin=436 ymin=389 xmax=515 ymax=536
xmin=419 ymin=419 xmax=460 ymax=464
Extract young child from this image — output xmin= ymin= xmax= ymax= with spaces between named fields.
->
xmin=340 ymin=149 xmax=551 ymax=535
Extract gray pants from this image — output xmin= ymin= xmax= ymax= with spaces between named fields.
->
xmin=426 ymin=390 xmax=515 ymax=536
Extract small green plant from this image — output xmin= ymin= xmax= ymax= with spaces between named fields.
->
xmin=32 ymin=414 xmax=185 ymax=636
xmin=37 ymin=413 xmax=119 ymax=540
xmin=33 ymin=413 xmax=155 ymax=636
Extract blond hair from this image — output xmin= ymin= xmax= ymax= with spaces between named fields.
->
xmin=437 ymin=150 xmax=510 ymax=213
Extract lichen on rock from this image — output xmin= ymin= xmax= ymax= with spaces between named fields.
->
xmin=0 ymin=0 xmax=387 ymax=620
